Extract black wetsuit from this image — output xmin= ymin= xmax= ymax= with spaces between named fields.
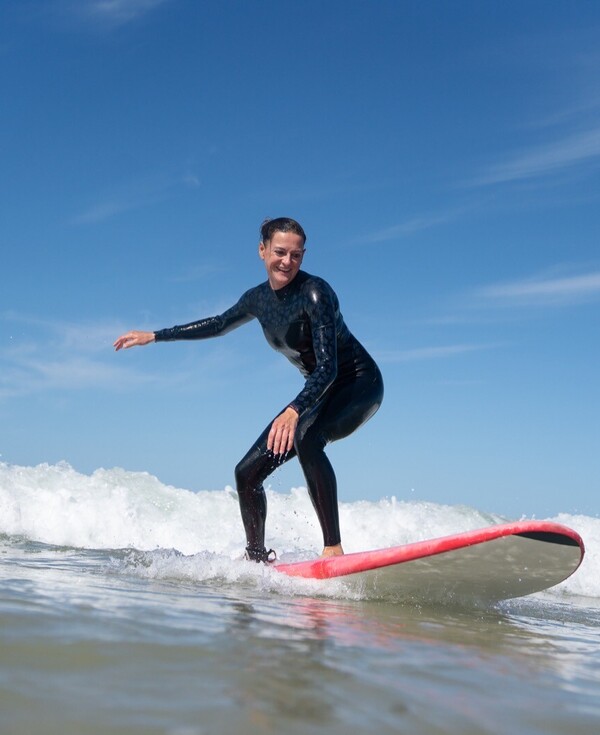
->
xmin=154 ymin=270 xmax=383 ymax=552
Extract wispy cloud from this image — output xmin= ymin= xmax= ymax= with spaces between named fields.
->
xmin=0 ymin=313 xmax=152 ymax=400
xmin=357 ymin=208 xmax=462 ymax=244
xmin=476 ymin=269 xmax=600 ymax=307
xmin=0 ymin=354 xmax=148 ymax=400
xmin=70 ymin=171 xmax=199 ymax=225
xmin=0 ymin=312 xmax=242 ymax=402
xmin=59 ymin=0 xmax=171 ymax=29
xmin=472 ymin=126 xmax=600 ymax=187
xmin=3 ymin=312 xmax=122 ymax=349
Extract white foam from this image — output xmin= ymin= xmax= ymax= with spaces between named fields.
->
xmin=1 ymin=461 xmax=598 ymax=600
xmin=543 ymin=512 xmax=600 ymax=600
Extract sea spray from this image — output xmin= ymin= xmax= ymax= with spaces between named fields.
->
xmin=1 ymin=461 xmax=598 ymax=601
xmin=0 ymin=462 xmax=503 ymax=555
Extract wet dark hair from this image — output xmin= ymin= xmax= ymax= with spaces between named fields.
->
xmin=260 ymin=217 xmax=307 ymax=246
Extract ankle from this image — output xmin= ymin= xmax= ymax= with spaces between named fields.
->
xmin=321 ymin=543 xmax=344 ymax=558
xmin=244 ymin=546 xmax=277 ymax=564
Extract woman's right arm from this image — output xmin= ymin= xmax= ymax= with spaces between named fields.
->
xmin=114 ymin=290 xmax=255 ymax=351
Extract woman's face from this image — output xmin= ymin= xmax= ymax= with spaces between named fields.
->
xmin=259 ymin=231 xmax=305 ymax=290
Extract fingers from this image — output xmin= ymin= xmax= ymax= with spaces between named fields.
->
xmin=113 ymin=331 xmax=154 ymax=351
xmin=267 ymin=408 xmax=298 ymax=456
xmin=113 ymin=335 xmax=128 ymax=351
xmin=113 ymin=332 xmax=136 ymax=351
xmin=268 ymin=425 xmax=292 ymax=456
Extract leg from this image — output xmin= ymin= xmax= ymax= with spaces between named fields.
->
xmin=234 ymin=423 xmax=295 ymax=554
xmin=294 ymin=422 xmax=341 ymax=548
xmin=294 ymin=368 xmax=384 ymax=553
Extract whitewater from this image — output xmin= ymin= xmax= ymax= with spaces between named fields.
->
xmin=1 ymin=461 xmax=600 ymax=735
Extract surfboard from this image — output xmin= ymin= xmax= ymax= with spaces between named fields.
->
xmin=274 ymin=520 xmax=585 ymax=604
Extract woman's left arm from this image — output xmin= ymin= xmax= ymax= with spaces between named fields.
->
xmin=288 ymin=281 xmax=339 ymax=415
xmin=268 ymin=279 xmax=339 ymax=456
xmin=267 ymin=405 xmax=299 ymax=456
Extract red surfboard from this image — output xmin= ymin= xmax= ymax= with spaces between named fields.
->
xmin=274 ymin=521 xmax=584 ymax=603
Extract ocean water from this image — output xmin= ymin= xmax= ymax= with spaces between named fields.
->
xmin=1 ymin=462 xmax=599 ymax=735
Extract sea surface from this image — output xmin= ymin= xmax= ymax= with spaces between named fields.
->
xmin=1 ymin=461 xmax=599 ymax=735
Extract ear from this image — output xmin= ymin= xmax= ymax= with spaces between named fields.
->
xmin=258 ymin=241 xmax=266 ymax=260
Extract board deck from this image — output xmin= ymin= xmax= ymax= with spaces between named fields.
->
xmin=274 ymin=521 xmax=584 ymax=604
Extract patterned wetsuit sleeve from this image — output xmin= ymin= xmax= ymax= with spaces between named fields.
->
xmin=288 ymin=280 xmax=338 ymax=415
xmin=154 ymin=290 xmax=254 ymax=342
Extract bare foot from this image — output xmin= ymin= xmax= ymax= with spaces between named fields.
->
xmin=320 ymin=543 xmax=344 ymax=558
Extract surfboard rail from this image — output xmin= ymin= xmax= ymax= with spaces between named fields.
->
xmin=274 ymin=520 xmax=584 ymax=584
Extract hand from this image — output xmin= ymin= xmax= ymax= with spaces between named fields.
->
xmin=113 ymin=330 xmax=155 ymax=351
xmin=267 ymin=406 xmax=299 ymax=456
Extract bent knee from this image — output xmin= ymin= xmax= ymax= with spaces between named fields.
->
xmin=235 ymin=448 xmax=279 ymax=493
xmin=294 ymin=424 xmax=326 ymax=456
xmin=234 ymin=455 xmax=253 ymax=489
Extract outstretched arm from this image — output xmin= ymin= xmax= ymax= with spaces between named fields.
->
xmin=113 ymin=330 xmax=156 ymax=351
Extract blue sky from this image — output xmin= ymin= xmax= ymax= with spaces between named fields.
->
xmin=1 ymin=0 xmax=599 ymax=521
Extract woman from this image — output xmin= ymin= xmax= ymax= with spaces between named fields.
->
xmin=114 ymin=217 xmax=383 ymax=562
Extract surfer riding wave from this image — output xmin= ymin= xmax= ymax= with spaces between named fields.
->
xmin=114 ymin=217 xmax=383 ymax=562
